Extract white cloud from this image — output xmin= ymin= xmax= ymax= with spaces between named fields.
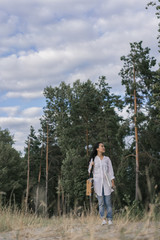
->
xmin=0 ymin=106 xmax=19 ymax=117
xmin=21 ymin=107 xmax=42 ymax=117
xmin=5 ymin=91 xmax=43 ymax=99
xmin=0 ymin=116 xmax=40 ymax=130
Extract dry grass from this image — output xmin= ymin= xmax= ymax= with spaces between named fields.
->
xmin=0 ymin=206 xmax=50 ymax=232
xmin=0 ymin=207 xmax=160 ymax=240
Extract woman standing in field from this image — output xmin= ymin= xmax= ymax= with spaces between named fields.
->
xmin=88 ymin=142 xmax=115 ymax=225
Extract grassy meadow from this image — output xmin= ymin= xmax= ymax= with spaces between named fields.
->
xmin=0 ymin=204 xmax=160 ymax=240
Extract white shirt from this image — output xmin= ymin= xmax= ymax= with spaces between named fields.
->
xmin=88 ymin=155 xmax=115 ymax=196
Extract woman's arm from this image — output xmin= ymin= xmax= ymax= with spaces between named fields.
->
xmin=88 ymin=159 xmax=94 ymax=175
xmin=108 ymin=157 xmax=115 ymax=187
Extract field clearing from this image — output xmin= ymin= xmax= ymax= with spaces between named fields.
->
xmin=0 ymin=209 xmax=160 ymax=240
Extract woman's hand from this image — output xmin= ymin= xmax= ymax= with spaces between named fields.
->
xmin=111 ymin=179 xmax=116 ymax=189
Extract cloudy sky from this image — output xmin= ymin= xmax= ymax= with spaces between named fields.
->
xmin=0 ymin=0 xmax=159 ymax=154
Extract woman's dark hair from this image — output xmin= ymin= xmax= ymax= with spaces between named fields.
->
xmin=89 ymin=142 xmax=103 ymax=163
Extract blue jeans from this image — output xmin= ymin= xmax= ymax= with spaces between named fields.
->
xmin=97 ymin=186 xmax=112 ymax=220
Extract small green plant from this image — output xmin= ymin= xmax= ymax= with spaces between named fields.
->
xmin=122 ymin=194 xmax=144 ymax=220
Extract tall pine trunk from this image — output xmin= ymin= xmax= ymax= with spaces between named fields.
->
xmin=57 ymin=175 xmax=61 ymax=216
xmin=25 ymin=139 xmax=30 ymax=213
xmin=35 ymin=145 xmax=43 ymax=215
xmin=133 ymin=65 xmax=139 ymax=201
xmin=45 ymin=124 xmax=49 ymax=215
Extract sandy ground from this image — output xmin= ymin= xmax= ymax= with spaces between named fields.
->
xmin=0 ymin=220 xmax=160 ymax=240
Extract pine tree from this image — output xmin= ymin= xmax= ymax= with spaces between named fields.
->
xmin=119 ymin=41 xmax=156 ymax=201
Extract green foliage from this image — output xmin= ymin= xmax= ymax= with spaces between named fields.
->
xmin=24 ymin=125 xmax=63 ymax=214
xmin=150 ymin=68 xmax=160 ymax=115
xmin=120 ymin=41 xmax=156 ymax=111
xmin=24 ymin=126 xmax=42 ymax=188
xmin=0 ymin=128 xmax=25 ymax=205
xmin=61 ymin=149 xmax=88 ymax=208
xmin=0 ymin=128 xmax=14 ymax=146
xmin=125 ymin=197 xmax=144 ymax=219
xmin=47 ymin=144 xmax=63 ymax=214
xmin=115 ymin=152 xmax=135 ymax=208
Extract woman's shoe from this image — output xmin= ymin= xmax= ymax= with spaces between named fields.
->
xmin=101 ymin=219 xmax=107 ymax=225
xmin=108 ymin=219 xmax=113 ymax=225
